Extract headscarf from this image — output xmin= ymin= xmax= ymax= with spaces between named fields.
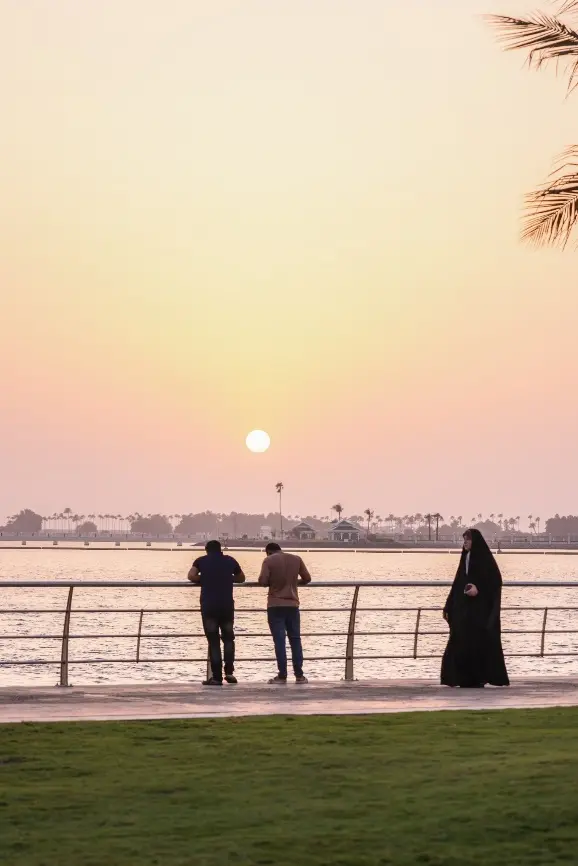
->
xmin=468 ymin=528 xmax=501 ymax=579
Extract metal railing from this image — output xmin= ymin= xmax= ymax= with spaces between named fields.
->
xmin=2 ymin=580 xmax=578 ymax=686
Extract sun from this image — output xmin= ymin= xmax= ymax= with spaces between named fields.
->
xmin=246 ymin=430 xmax=271 ymax=453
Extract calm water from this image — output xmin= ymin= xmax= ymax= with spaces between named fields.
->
xmin=2 ymin=546 xmax=578 ymax=685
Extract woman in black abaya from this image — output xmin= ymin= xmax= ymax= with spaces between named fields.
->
xmin=441 ymin=528 xmax=509 ymax=688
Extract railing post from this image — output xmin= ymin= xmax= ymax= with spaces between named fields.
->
xmin=540 ymin=607 xmax=549 ymax=657
xmin=413 ymin=608 xmax=422 ymax=659
xmin=58 ymin=586 xmax=74 ymax=687
xmin=136 ymin=610 xmax=144 ymax=663
xmin=344 ymin=586 xmax=360 ymax=682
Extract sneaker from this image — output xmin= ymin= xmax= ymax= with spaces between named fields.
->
xmin=268 ymin=675 xmax=288 ymax=684
xmin=225 ymin=674 xmax=238 ymax=684
xmin=295 ymin=675 xmax=308 ymax=684
xmin=202 ymin=678 xmax=222 ymax=686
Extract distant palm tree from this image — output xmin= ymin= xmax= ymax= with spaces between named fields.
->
xmin=332 ymin=503 xmax=344 ymax=523
xmin=276 ymin=482 xmax=284 ymax=538
xmin=63 ymin=507 xmax=72 ymax=532
xmin=364 ymin=509 xmax=375 ymax=538
xmin=433 ymin=513 xmax=444 ymax=542
xmin=425 ymin=514 xmax=433 ymax=542
xmin=488 ymin=2 xmax=578 ymax=247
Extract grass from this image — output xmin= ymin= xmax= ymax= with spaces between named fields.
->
xmin=1 ymin=710 xmax=578 ymax=865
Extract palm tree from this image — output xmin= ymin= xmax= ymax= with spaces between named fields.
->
xmin=63 ymin=507 xmax=72 ymax=532
xmin=364 ymin=509 xmax=375 ymax=538
xmin=275 ymin=482 xmax=284 ymax=538
xmin=488 ymin=1 xmax=578 ymax=246
xmin=332 ymin=503 xmax=344 ymax=523
xmin=425 ymin=513 xmax=433 ymax=541
xmin=433 ymin=513 xmax=444 ymax=542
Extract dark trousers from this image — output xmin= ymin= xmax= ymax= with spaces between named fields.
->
xmin=267 ymin=606 xmax=304 ymax=679
xmin=202 ymin=609 xmax=235 ymax=681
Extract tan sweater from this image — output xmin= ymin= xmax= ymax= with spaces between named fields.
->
xmin=258 ymin=552 xmax=312 ymax=607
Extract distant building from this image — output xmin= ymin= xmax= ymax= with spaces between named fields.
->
xmin=259 ymin=525 xmax=273 ymax=540
xmin=289 ymin=521 xmax=316 ymax=541
xmin=328 ymin=519 xmax=362 ymax=543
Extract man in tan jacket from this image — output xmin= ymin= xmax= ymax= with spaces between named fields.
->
xmin=258 ymin=542 xmax=312 ymax=683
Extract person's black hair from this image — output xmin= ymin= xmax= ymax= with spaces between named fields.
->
xmin=205 ymin=539 xmax=222 ymax=554
xmin=265 ymin=542 xmax=281 ymax=554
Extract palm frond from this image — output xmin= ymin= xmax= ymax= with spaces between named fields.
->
xmin=557 ymin=0 xmax=578 ymax=17
xmin=486 ymin=12 xmax=578 ymax=92
xmin=522 ymin=147 xmax=578 ymax=247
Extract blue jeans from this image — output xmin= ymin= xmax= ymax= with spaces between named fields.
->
xmin=267 ymin=607 xmax=304 ymax=679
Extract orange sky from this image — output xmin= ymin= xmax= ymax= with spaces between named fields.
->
xmin=1 ymin=0 xmax=577 ymax=522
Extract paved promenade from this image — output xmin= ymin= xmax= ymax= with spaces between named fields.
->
xmin=1 ymin=678 xmax=578 ymax=724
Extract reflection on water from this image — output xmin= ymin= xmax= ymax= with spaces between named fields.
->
xmin=2 ymin=549 xmax=578 ymax=685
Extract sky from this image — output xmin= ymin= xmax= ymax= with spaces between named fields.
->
xmin=1 ymin=0 xmax=578 ymax=525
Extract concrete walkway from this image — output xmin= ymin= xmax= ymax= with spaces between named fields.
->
xmin=1 ymin=678 xmax=578 ymax=723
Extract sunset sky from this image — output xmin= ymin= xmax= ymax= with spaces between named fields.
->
xmin=2 ymin=0 xmax=577 ymax=523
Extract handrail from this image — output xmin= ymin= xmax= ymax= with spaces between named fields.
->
xmin=2 ymin=581 xmax=578 ymax=687
xmin=3 ymin=580 xmax=578 ymax=587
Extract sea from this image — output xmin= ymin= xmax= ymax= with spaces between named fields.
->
xmin=2 ymin=544 xmax=578 ymax=686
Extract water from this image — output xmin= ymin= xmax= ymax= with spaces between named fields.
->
xmin=2 ymin=546 xmax=578 ymax=685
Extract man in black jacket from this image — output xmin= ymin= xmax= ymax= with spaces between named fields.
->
xmin=188 ymin=540 xmax=245 ymax=685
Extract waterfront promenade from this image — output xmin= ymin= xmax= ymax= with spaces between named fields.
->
xmin=2 ymin=677 xmax=578 ymax=724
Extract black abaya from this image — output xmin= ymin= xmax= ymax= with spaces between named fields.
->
xmin=441 ymin=529 xmax=509 ymax=687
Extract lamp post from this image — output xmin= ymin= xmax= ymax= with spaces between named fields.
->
xmin=275 ymin=482 xmax=284 ymax=539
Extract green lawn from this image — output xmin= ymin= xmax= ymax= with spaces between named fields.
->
xmin=1 ymin=710 xmax=578 ymax=865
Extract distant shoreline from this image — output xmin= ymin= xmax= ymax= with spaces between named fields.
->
xmin=3 ymin=535 xmax=578 ymax=553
